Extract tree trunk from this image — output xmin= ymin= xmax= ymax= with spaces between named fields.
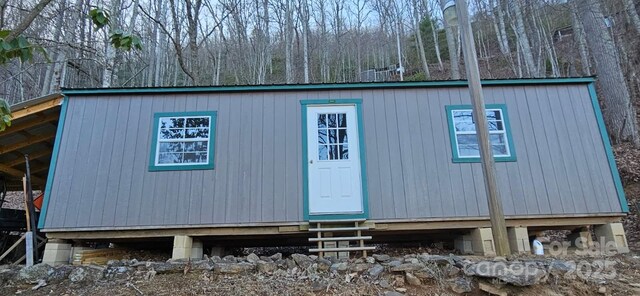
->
xmin=285 ymin=0 xmax=294 ymax=84
xmin=412 ymin=0 xmax=429 ymax=79
xmin=578 ymin=0 xmax=640 ymax=146
xmin=570 ymin=2 xmax=591 ymax=76
xmin=622 ymin=0 xmax=640 ymax=34
xmin=441 ymin=0 xmax=459 ymax=79
xmin=512 ymin=0 xmax=538 ymax=77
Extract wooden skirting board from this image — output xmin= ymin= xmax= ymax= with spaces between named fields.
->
xmin=43 ymin=214 xmax=624 ymax=241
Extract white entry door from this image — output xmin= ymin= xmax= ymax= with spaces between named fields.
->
xmin=307 ymin=105 xmax=363 ymax=215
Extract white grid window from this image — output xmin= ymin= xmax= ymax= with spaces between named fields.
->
xmin=451 ymin=108 xmax=511 ymax=158
xmin=155 ymin=116 xmax=211 ymax=166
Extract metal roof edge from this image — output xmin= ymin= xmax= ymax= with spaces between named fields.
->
xmin=61 ymin=77 xmax=597 ymax=96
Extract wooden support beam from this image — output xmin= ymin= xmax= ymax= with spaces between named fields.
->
xmin=2 ymin=113 xmax=59 ymax=137
xmin=5 ymin=150 xmax=52 ymax=167
xmin=0 ymin=234 xmax=26 ymax=262
xmin=0 ymin=133 xmax=55 ymax=155
xmin=11 ymin=97 xmax=62 ymax=120
xmin=0 ymin=164 xmax=45 ymax=184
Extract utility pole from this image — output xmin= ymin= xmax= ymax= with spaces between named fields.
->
xmin=444 ymin=0 xmax=511 ymax=256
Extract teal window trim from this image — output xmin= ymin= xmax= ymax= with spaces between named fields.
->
xmin=148 ymin=111 xmax=217 ymax=171
xmin=445 ymin=104 xmax=517 ymax=163
xmin=587 ymin=83 xmax=629 ymax=212
xmin=300 ymin=99 xmax=369 ymax=221
xmin=38 ymin=96 xmax=69 ymax=229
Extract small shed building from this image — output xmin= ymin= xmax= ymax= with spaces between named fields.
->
xmin=33 ymin=78 xmax=629 ymax=262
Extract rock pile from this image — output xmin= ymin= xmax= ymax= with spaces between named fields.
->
xmin=0 ymin=252 xmax=602 ymax=295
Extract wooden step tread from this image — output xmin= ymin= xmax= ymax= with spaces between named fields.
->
xmin=309 ymin=218 xmax=366 ymax=223
xmin=308 ymin=236 xmax=372 ymax=242
xmin=308 ymin=226 xmax=369 ymax=232
xmin=309 ymin=246 xmax=376 ymax=252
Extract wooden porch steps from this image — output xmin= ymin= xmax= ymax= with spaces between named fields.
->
xmin=307 ymin=219 xmax=374 ymax=257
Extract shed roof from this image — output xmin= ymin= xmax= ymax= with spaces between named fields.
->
xmin=62 ymin=77 xmax=596 ymax=96
xmin=1 ymin=94 xmax=63 ymax=191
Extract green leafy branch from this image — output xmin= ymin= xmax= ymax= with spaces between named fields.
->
xmin=0 ymin=30 xmax=48 ymax=64
xmin=0 ymin=98 xmax=12 ymax=132
xmin=89 ymin=8 xmax=143 ymax=51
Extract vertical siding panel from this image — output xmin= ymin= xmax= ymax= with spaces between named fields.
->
xmin=544 ymin=87 xmax=584 ymax=213
xmin=187 ymin=96 xmax=206 ymax=224
xmin=232 ymin=94 xmax=252 ymax=222
xmin=427 ymin=89 xmax=450 ymax=217
xmin=114 ymin=98 xmax=142 ymax=226
xmin=139 ymin=97 xmax=167 ymax=226
xmin=284 ymin=92 xmax=300 ymax=221
xmin=151 ymin=97 xmax=176 ymax=226
xmin=395 ymin=90 xmax=419 ymax=217
xmin=417 ymin=90 xmax=439 ymax=218
xmin=249 ymin=94 xmax=264 ymax=222
xmin=211 ymin=97 xmax=231 ymax=223
xmin=406 ymin=89 xmax=430 ymax=217
xmin=556 ymin=86 xmax=596 ymax=213
xmin=489 ymin=87 xmax=527 ymax=215
xmin=372 ymin=90 xmax=394 ymax=218
xmin=126 ymin=97 xmax=156 ymax=225
xmin=362 ymin=90 xmax=383 ymax=218
xmin=89 ymin=98 xmax=119 ymax=226
xmin=272 ymin=96 xmax=287 ymax=221
xmin=531 ymin=86 xmax=568 ymax=213
xmin=202 ymin=96 xmax=221 ymax=223
xmin=444 ymin=89 xmax=467 ymax=216
xmin=101 ymin=97 xmax=131 ymax=226
xmin=224 ymin=96 xmax=243 ymax=222
xmin=261 ymin=94 xmax=275 ymax=221
xmin=68 ymin=97 xmax=100 ymax=227
xmin=510 ymin=86 xmax=549 ymax=214
xmin=574 ymin=87 xmax=618 ymax=212
xmin=451 ymin=88 xmax=478 ymax=217
xmin=386 ymin=90 xmax=408 ymax=218
xmin=48 ymin=99 xmax=85 ymax=227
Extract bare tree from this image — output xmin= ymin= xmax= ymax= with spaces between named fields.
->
xmin=578 ymin=0 xmax=640 ymax=145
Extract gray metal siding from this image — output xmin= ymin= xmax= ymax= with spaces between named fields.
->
xmin=43 ymin=84 xmax=622 ymax=229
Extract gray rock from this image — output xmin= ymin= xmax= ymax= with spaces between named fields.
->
xmin=414 ymin=268 xmax=436 ymax=280
xmin=330 ymin=262 xmax=348 ymax=272
xmin=464 ymin=261 xmax=546 ymax=286
xmin=311 ymin=281 xmax=328 ymax=292
xmin=17 ymin=263 xmax=52 ymax=284
xmin=379 ymin=279 xmax=391 ymax=288
xmin=350 ymin=263 xmax=369 ymax=273
xmin=68 ymin=267 xmax=102 ymax=283
xmin=385 ymin=260 xmax=402 ymax=268
xmin=317 ymin=259 xmax=332 ymax=272
xmin=368 ymin=264 xmax=385 ymax=279
xmin=449 ymin=276 xmax=473 ymax=293
xmin=418 ymin=254 xmax=455 ymax=266
xmin=384 ymin=291 xmax=404 ymax=296
xmin=222 ymin=255 xmax=237 ymax=263
xmin=291 ymin=254 xmax=313 ymax=269
xmin=405 ymin=273 xmax=421 ymax=286
xmin=256 ymin=260 xmax=277 ymax=273
xmin=365 ymin=256 xmax=376 ymax=264
xmin=444 ymin=265 xmax=462 ymax=277
xmin=210 ymin=256 xmax=222 ymax=263
xmin=391 ymin=263 xmax=423 ymax=272
xmin=275 ymin=259 xmax=287 ymax=268
xmin=107 ymin=260 xmax=123 ymax=267
xmin=285 ymin=258 xmax=297 ymax=269
xmin=0 ymin=266 xmax=21 ymax=285
xmin=145 ymin=261 xmax=187 ymax=274
xmin=259 ymin=256 xmax=273 ymax=262
xmin=405 ymin=258 xmax=420 ymax=264
xmin=191 ymin=260 xmax=215 ymax=271
xmin=308 ymin=255 xmax=318 ymax=261
xmin=548 ymin=260 xmax=575 ymax=276
xmin=246 ymin=253 xmax=260 ymax=264
xmin=373 ymin=254 xmax=391 ymax=262
xmin=213 ymin=262 xmax=255 ymax=274
xmin=270 ymin=253 xmax=282 ymax=261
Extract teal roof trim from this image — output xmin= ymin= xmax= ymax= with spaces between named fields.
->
xmin=62 ymin=78 xmax=596 ymax=96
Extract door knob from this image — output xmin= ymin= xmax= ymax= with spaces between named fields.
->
xmin=310 ymin=160 xmax=313 ymax=164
